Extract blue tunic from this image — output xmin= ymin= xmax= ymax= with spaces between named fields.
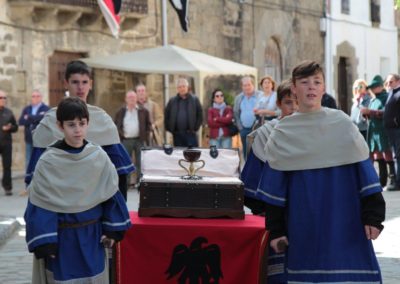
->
xmin=25 ymin=143 xmax=134 ymax=185
xmin=25 ymin=193 xmax=131 ymax=282
xmin=241 ymin=149 xmax=265 ymax=198
xmin=256 ymin=159 xmax=382 ymax=283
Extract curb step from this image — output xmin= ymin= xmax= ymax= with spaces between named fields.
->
xmin=0 ymin=217 xmax=21 ymax=246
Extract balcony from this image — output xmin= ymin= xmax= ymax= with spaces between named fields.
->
xmin=8 ymin=0 xmax=147 ymax=30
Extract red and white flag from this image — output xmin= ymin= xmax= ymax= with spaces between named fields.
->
xmin=97 ymin=0 xmax=121 ymax=38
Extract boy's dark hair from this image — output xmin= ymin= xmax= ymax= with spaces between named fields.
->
xmin=57 ymin=97 xmax=89 ymax=124
xmin=65 ymin=60 xmax=92 ymax=81
xmin=292 ymin=60 xmax=325 ymax=82
xmin=276 ymin=79 xmax=293 ymax=103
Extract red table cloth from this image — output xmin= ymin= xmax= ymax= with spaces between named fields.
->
xmin=116 ymin=212 xmax=268 ymax=284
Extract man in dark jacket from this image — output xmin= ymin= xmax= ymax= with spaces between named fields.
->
xmin=18 ymin=89 xmax=49 ymax=169
xmin=164 ymin=78 xmax=203 ymax=147
xmin=383 ymin=73 xmax=400 ymax=191
xmin=0 ymin=90 xmax=18 ymax=195
xmin=114 ymin=90 xmax=151 ymax=187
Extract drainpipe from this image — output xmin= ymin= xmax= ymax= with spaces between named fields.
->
xmin=322 ymin=0 xmax=333 ymax=95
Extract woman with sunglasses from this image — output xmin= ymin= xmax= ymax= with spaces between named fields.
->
xmin=350 ymin=79 xmax=370 ymax=140
xmin=207 ymin=89 xmax=233 ymax=148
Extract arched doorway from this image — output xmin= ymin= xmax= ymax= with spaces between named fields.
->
xmin=264 ymin=37 xmax=283 ymax=83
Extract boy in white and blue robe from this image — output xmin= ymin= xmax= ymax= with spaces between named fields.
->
xmin=25 ymin=60 xmax=134 ymax=200
xmin=256 ymin=61 xmax=385 ymax=283
xmin=25 ymin=97 xmax=131 ymax=283
xmin=241 ymin=79 xmax=297 ymax=283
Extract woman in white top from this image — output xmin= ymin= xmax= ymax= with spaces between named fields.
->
xmin=253 ymin=75 xmax=280 ymax=126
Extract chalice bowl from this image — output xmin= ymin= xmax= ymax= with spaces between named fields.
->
xmin=178 ymin=149 xmax=205 ymax=180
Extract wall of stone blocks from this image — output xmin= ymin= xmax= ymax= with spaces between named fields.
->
xmin=0 ymin=0 xmax=325 ymax=170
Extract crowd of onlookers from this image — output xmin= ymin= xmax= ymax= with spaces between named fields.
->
xmin=350 ymin=74 xmax=400 ymax=191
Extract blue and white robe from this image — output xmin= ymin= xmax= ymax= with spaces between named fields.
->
xmin=256 ymin=159 xmax=382 ymax=283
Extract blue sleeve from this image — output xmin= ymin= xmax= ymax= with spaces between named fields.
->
xmin=25 ymin=147 xmax=46 ymax=185
xmin=24 ymin=200 xmax=58 ymax=252
xmin=18 ymin=107 xmax=28 ymax=126
xmin=101 ymin=144 xmax=135 ymax=175
xmin=101 ymin=191 xmax=132 ymax=232
xmin=241 ymin=150 xmax=264 ymax=197
xmin=357 ymin=159 xmax=382 ymax=198
xmin=255 ymin=161 xmax=288 ymax=207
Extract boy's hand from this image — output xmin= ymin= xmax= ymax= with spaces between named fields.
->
xmin=270 ymin=236 xmax=289 ymax=253
xmin=101 ymin=235 xmax=115 ymax=248
xmin=364 ymin=225 xmax=381 ymax=240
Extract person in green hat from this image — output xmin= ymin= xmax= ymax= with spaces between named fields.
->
xmin=361 ymin=75 xmax=395 ymax=188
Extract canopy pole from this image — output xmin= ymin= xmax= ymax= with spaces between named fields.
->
xmin=162 ymin=0 xmax=169 ymax=144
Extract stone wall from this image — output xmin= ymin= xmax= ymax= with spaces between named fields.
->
xmin=0 ymin=0 xmax=325 ymax=170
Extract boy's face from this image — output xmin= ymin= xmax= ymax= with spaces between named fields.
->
xmin=57 ymin=118 xmax=88 ymax=148
xmin=64 ymin=74 xmax=92 ymax=102
xmin=291 ymin=73 xmax=325 ymax=113
xmin=278 ymin=95 xmax=298 ymax=118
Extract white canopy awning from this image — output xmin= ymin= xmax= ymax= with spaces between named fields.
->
xmin=83 ymin=45 xmax=257 ymax=104
xmin=83 ymin=44 xmax=257 ymax=79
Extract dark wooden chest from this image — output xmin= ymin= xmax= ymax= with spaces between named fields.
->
xmin=138 ymin=147 xmax=244 ymax=219
xmin=139 ymin=180 xmax=244 ymax=219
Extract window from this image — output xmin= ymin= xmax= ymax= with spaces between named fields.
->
xmin=341 ymin=0 xmax=350 ymax=14
xmin=370 ymin=0 xmax=381 ymax=25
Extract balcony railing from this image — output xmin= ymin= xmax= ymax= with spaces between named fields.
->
xmin=8 ymin=0 xmax=148 ymax=14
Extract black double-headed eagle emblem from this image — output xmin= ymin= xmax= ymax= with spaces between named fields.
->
xmin=165 ymin=236 xmax=223 ymax=283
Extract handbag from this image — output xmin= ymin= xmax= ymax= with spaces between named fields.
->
xmin=228 ymin=121 xmax=239 ymax=137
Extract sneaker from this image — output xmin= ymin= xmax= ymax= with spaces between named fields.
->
xmin=5 ymin=190 xmax=12 ymax=196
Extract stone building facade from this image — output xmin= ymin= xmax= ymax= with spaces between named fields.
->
xmin=0 ymin=0 xmax=324 ymax=170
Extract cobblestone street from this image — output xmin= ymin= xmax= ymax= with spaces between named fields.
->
xmin=0 ymin=174 xmax=399 ymax=283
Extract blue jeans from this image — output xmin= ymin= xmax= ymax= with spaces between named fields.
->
xmin=386 ymin=128 xmax=400 ymax=187
xmin=240 ymin=127 xmax=252 ymax=160
xmin=209 ymin=136 xmax=232 ymax=148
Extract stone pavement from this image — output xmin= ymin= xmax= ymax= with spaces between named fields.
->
xmin=0 ymin=172 xmax=399 ymax=283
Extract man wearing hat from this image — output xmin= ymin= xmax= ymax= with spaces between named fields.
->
xmin=383 ymin=73 xmax=400 ymax=190
xmin=361 ymin=75 xmax=395 ymax=189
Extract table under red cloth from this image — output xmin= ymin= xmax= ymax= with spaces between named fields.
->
xmin=116 ymin=212 xmax=268 ymax=284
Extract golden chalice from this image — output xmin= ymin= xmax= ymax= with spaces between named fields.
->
xmin=178 ymin=149 xmax=205 ymax=180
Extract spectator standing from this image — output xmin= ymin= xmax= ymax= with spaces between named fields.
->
xmin=136 ymin=83 xmax=164 ymax=145
xmin=383 ymin=73 xmax=400 ymax=191
xmin=18 ymin=90 xmax=50 ymax=168
xmin=361 ymin=75 xmax=395 ymax=188
xmin=233 ymin=76 xmax=262 ymax=159
xmin=253 ymin=75 xmax=279 ymax=125
xmin=164 ymin=78 xmax=203 ymax=147
xmin=207 ymin=89 xmax=233 ymax=148
xmin=321 ymin=92 xmax=338 ymax=109
xmin=114 ymin=90 xmax=151 ymax=187
xmin=0 ymin=90 xmax=18 ymax=196
xmin=350 ymin=79 xmax=370 ymax=140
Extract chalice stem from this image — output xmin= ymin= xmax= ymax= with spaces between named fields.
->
xmin=192 ymin=160 xmax=205 ymax=176
xmin=178 ymin=159 xmax=191 ymax=176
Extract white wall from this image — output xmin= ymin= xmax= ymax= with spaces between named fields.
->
xmin=326 ymin=0 xmax=398 ymax=97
